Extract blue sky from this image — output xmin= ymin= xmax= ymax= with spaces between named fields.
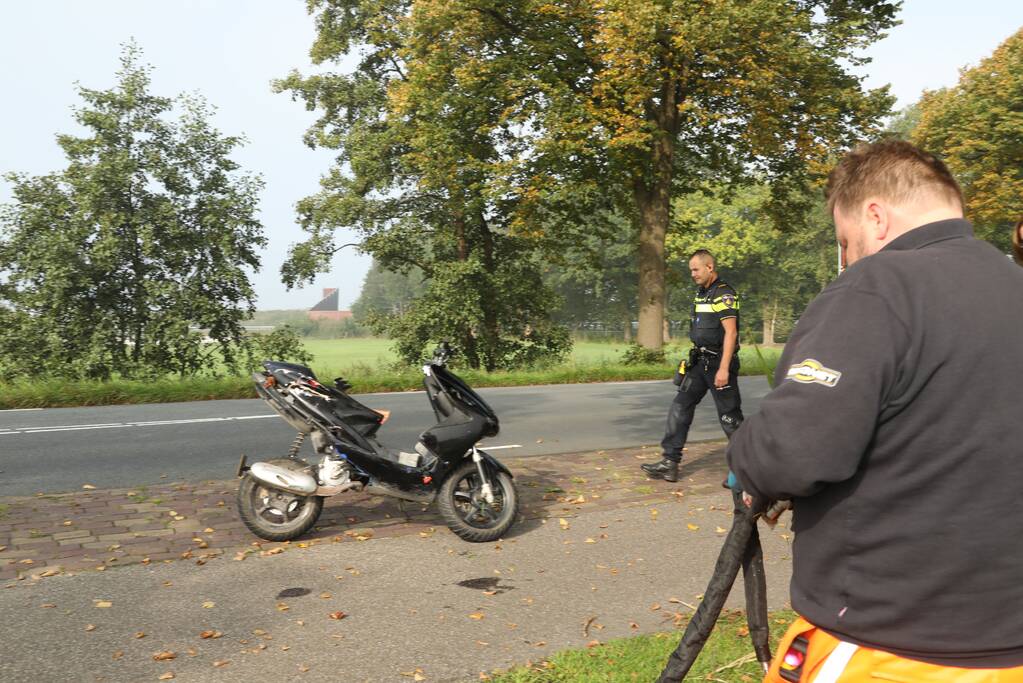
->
xmin=1 ymin=1 xmax=1021 ymax=310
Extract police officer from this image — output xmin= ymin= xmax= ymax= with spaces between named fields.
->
xmin=642 ymin=249 xmax=743 ymax=483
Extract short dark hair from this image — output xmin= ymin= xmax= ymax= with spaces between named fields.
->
xmin=1013 ymin=219 xmax=1023 ymax=265
xmin=689 ymin=249 xmax=715 ymax=268
xmin=826 ymin=139 xmax=963 ymax=216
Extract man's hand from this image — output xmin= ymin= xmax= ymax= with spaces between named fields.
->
xmin=714 ymin=366 xmax=730 ymax=389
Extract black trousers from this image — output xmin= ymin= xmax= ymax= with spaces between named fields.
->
xmin=660 ymin=353 xmax=743 ymax=462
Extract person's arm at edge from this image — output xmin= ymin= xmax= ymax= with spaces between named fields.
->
xmin=715 ymin=317 xmax=737 ymax=388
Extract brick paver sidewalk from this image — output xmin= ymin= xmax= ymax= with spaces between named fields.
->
xmin=0 ymin=441 xmax=730 ymax=582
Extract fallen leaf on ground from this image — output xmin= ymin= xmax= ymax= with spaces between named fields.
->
xmin=328 ymin=611 xmax=346 ymax=620
xmin=94 ymin=600 xmax=112 ymax=608
xmin=84 ymin=624 xmax=96 ymax=632
xmin=213 ymin=660 xmax=230 ymax=668
xmin=82 ymin=484 xmax=96 ymax=490
xmin=468 ymin=612 xmax=484 ymax=620
xmin=199 ymin=630 xmax=222 ymax=639
xmin=112 ymin=650 xmax=124 ymax=660
xmin=153 ymin=651 xmax=176 ymax=661
xmin=202 ymin=601 xmax=215 ymax=609
xmin=585 ymin=538 xmax=596 ymax=544
xmin=298 ymin=664 xmax=310 ymax=672
xmin=716 ymin=526 xmax=727 ymax=534
xmin=586 ymin=639 xmax=601 ymax=648
xmin=158 ymin=674 xmax=174 ymax=681
xmin=134 ymin=631 xmax=146 ymax=639
xmin=686 ymin=524 xmax=699 ymax=531
xmin=651 ymin=603 xmax=661 ymax=611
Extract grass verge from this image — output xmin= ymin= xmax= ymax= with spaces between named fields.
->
xmin=0 ymin=344 xmax=782 ymax=409
xmin=489 ymin=609 xmax=796 ymax=683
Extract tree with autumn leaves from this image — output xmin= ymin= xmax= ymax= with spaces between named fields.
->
xmin=912 ymin=27 xmax=1023 ymax=251
xmin=282 ymin=0 xmax=900 ymax=361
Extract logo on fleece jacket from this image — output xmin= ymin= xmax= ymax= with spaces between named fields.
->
xmin=786 ymin=359 xmax=842 ymax=388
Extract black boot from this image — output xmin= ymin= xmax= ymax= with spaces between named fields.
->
xmin=641 ymin=457 xmax=679 ymax=483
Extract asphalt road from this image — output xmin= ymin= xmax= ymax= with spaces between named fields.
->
xmin=0 ymin=499 xmax=793 ymax=682
xmin=0 ymin=377 xmax=770 ymax=496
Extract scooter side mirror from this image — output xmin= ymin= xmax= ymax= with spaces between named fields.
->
xmin=431 ymin=341 xmax=454 ymax=364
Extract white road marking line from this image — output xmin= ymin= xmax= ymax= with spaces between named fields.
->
xmin=24 ymin=424 xmax=131 ymax=434
xmin=20 ymin=422 xmax=124 ymax=430
xmin=5 ymin=414 xmax=278 ymax=435
xmin=0 ymin=408 xmax=43 ymax=412
xmin=479 ymin=444 xmax=522 ymax=450
xmin=132 ymin=418 xmax=228 ymax=426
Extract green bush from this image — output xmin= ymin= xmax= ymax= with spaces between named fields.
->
xmin=619 ymin=344 xmax=666 ymax=365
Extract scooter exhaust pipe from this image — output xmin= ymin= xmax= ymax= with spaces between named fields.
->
xmin=249 ymin=462 xmax=319 ymax=495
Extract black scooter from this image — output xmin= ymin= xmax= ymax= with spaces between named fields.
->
xmin=235 ymin=343 xmax=518 ymax=543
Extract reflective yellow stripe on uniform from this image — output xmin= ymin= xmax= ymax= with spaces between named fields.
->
xmin=694 ymin=303 xmax=715 ymax=312
xmin=711 ymin=297 xmax=739 ymax=312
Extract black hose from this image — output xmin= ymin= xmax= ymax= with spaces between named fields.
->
xmin=738 ymin=490 xmax=772 ymax=668
xmin=655 ymin=493 xmax=769 ymax=682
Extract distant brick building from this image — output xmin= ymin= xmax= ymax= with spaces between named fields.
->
xmin=308 ymin=288 xmax=353 ymax=322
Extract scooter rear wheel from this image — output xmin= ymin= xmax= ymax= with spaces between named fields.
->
xmin=237 ymin=459 xmax=324 ymax=542
xmin=438 ymin=460 xmax=518 ymax=542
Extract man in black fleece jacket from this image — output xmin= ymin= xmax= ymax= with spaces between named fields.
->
xmin=729 ymin=140 xmax=1023 ymax=679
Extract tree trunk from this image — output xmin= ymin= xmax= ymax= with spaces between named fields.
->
xmin=633 ymin=62 xmax=680 ymax=351
xmin=761 ymin=298 xmax=778 ymax=346
xmin=663 ymin=317 xmax=671 ymax=343
xmin=624 ymin=314 xmax=632 ymax=343
xmin=478 ymin=215 xmax=500 ymax=372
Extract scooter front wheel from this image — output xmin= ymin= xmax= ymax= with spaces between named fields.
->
xmin=237 ymin=460 xmax=324 ymax=542
xmin=438 ymin=460 xmax=518 ymax=542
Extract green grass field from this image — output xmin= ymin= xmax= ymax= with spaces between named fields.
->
xmin=299 ymin=338 xmax=665 ymax=376
xmin=0 ymin=339 xmax=783 ymax=409
xmin=489 ymin=610 xmax=796 ymax=682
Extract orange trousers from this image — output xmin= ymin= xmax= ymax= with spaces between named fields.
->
xmin=764 ymin=617 xmax=1023 ymax=683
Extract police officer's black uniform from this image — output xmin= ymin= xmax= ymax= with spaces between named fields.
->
xmin=642 ymin=277 xmax=743 ymax=482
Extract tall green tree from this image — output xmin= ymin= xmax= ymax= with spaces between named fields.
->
xmin=544 ymin=211 xmax=638 ymax=340
xmin=510 ymin=0 xmax=898 ymax=349
xmin=912 ymin=27 xmax=1023 ymax=250
xmin=0 ymin=45 xmax=265 ymax=379
xmin=277 ymin=0 xmax=571 ymax=370
xmin=351 ymin=260 xmax=425 ymax=320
